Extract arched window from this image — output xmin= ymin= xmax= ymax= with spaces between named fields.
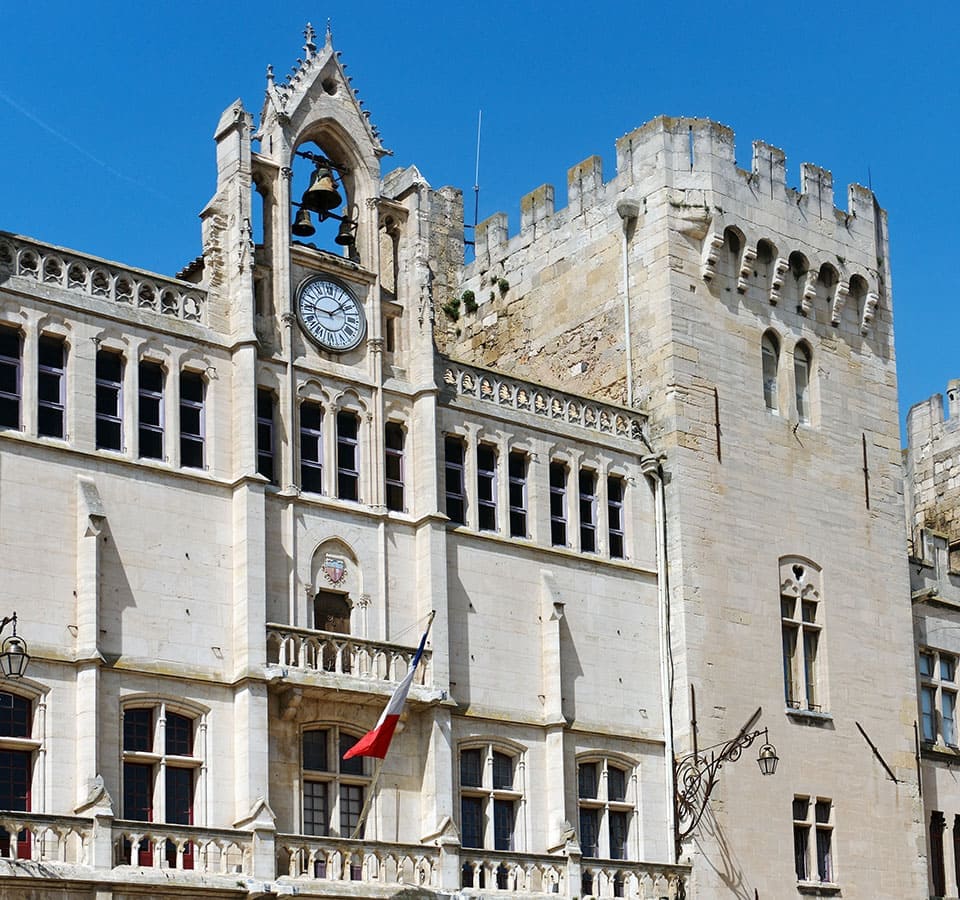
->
xmin=302 ymin=726 xmax=370 ymax=839
xmin=794 ymin=343 xmax=812 ymax=424
xmin=459 ymin=743 xmax=524 ymax=856
xmin=577 ymin=757 xmax=636 ymax=861
xmin=780 ymin=559 xmax=826 ymax=713
xmin=761 ymin=332 xmax=780 ymax=413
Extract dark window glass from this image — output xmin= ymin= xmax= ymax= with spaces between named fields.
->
xmin=444 ymin=437 xmax=466 ymax=524
xmin=0 ymin=748 xmax=31 ymax=857
xmin=95 ymin=350 xmax=123 ymax=450
xmin=303 ymin=730 xmax=329 ymax=772
xmin=508 ymin=451 xmax=527 ymax=537
xmin=340 ymin=783 xmax=365 ymax=836
xmin=165 ymin=713 xmax=193 ymax=756
xmin=579 ymin=469 xmax=596 ymax=552
xmin=37 ymin=335 xmax=65 ymax=438
xmin=608 ymin=765 xmax=626 ymax=801
xmin=303 ymin=780 xmax=329 ymax=835
xmin=256 ymin=388 xmax=275 ymax=483
xmin=123 ymin=708 xmax=153 ymax=752
xmin=609 ymin=810 xmax=629 ymax=860
xmin=0 ymin=326 xmax=21 ymax=430
xmin=123 ymin=761 xmax=153 ymax=821
xmin=385 ymin=422 xmax=404 ymax=511
xmin=138 ymin=361 xmax=164 ymax=460
xmin=165 ymin=767 xmax=193 ymax=825
xmin=579 ymin=807 xmax=599 ymax=858
xmin=493 ymin=798 xmax=514 ymax=851
xmin=460 ymin=749 xmax=482 ymax=788
xmin=477 ymin=443 xmax=497 ymax=531
xmin=492 ymin=751 xmax=513 ymax=790
xmin=179 ymin=371 xmax=205 ymax=468
xmin=0 ymin=693 xmax=31 ymax=738
xmin=340 ymin=733 xmax=364 ymax=777
xmin=300 ymin=401 xmax=323 ymax=493
xmin=550 ymin=461 xmax=567 ymax=546
xmin=461 ymin=796 xmax=483 ymax=849
xmin=336 ymin=411 xmax=360 ymax=501
xmin=578 ymin=762 xmax=598 ymax=799
xmin=608 ymin=475 xmax=625 ymax=558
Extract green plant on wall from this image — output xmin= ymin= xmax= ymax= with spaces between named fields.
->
xmin=462 ymin=290 xmax=477 ymax=314
xmin=497 ymin=277 xmax=510 ymax=295
xmin=442 ymin=296 xmax=461 ymax=322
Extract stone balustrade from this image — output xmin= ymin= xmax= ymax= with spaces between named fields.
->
xmin=277 ymin=833 xmax=440 ymax=887
xmin=112 ymin=819 xmax=250 ymax=874
xmin=0 ymin=811 xmax=91 ymax=864
xmin=266 ymin=624 xmax=433 ymax=687
xmin=0 ymin=233 xmax=207 ymax=325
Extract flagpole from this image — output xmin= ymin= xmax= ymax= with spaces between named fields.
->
xmin=349 ymin=611 xmax=436 ymax=840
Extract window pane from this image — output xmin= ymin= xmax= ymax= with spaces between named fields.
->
xmin=607 ymin=765 xmax=627 ymax=802
xmin=942 ymin=655 xmax=956 ymax=682
xmin=340 ymin=733 xmax=364 ymax=777
xmin=340 ymin=784 xmax=365 ymax=837
xmin=165 ymin=767 xmax=193 ymax=825
xmin=762 ymin=334 xmax=779 ymax=412
xmin=921 ymin=686 xmax=936 ymax=742
xmin=609 ymin=810 xmax=629 ymax=860
xmin=492 ymin=752 xmax=513 ymax=790
xmin=461 ymin=796 xmax=483 ymax=849
xmin=303 ymin=780 xmax=329 ymax=836
xmin=920 ymin=651 xmax=935 ymax=677
xmin=303 ymin=730 xmax=329 ymax=772
xmin=803 ymin=631 xmax=819 ymax=709
xmin=578 ymin=762 xmax=598 ymax=799
xmin=123 ymin=762 xmax=153 ymax=821
xmin=460 ymin=749 xmax=482 ymax=787
xmin=493 ymin=799 xmax=514 ymax=851
xmin=38 ymin=336 xmax=64 ymax=368
xmin=579 ymin=807 xmax=599 ymax=858
xmin=794 ymin=824 xmax=809 ymax=880
xmin=944 ymin=691 xmax=957 ymax=746
xmin=165 ymin=713 xmax=193 ymax=756
xmin=782 ymin=625 xmax=798 ymax=706
xmin=0 ymin=694 xmax=31 ymax=739
xmin=124 ymin=708 xmax=153 ymax=752
xmin=816 ymin=827 xmax=832 ymax=882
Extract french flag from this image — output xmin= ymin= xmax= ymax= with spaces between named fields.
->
xmin=343 ymin=617 xmax=432 ymax=760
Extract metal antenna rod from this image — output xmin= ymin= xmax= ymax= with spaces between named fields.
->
xmin=473 ymin=109 xmax=482 ymax=231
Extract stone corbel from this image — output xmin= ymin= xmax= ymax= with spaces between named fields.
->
xmin=830 ymin=280 xmax=849 ymax=326
xmin=861 ymin=291 xmax=879 ymax=334
xmin=737 ymin=245 xmax=757 ymax=293
xmin=800 ymin=270 xmax=818 ymax=316
xmin=769 ymin=257 xmax=789 ymax=304
xmin=700 ymin=231 xmax=725 ymax=281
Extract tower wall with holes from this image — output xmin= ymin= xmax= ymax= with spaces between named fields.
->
xmin=436 ymin=115 xmax=925 ymax=897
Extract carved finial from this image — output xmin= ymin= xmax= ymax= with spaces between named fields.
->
xmin=326 ymin=19 xmax=333 ymax=45
xmin=266 ymin=64 xmax=274 ymax=87
xmin=304 ymin=22 xmax=317 ymax=56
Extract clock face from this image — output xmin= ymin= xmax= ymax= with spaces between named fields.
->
xmin=296 ymin=276 xmax=367 ymax=352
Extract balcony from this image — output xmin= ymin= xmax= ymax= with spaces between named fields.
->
xmin=266 ymin=624 xmax=434 ymax=699
xmin=277 ymin=833 xmax=439 ymax=885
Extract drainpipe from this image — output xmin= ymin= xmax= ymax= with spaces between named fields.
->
xmin=616 ymin=199 xmax=640 ymax=407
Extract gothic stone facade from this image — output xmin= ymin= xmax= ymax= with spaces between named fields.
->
xmin=0 ymin=26 xmax=926 ymax=900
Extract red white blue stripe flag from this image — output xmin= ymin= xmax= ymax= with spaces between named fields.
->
xmin=343 ymin=615 xmax=433 ymax=760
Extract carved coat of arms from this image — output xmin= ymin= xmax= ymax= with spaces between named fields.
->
xmin=322 ymin=555 xmax=347 ymax=585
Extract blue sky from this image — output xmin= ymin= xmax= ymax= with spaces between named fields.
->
xmin=1 ymin=2 xmax=956 ymax=436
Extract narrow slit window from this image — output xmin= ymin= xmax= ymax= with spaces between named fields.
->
xmin=179 ymin=371 xmax=205 ymax=469
xmin=550 ymin=461 xmax=568 ymax=546
xmin=444 ymin=436 xmax=466 ymax=525
xmin=300 ymin=401 xmax=323 ymax=494
xmin=477 ymin=443 xmax=497 ymax=532
xmin=95 ymin=350 xmax=124 ymax=451
xmin=256 ymin=388 xmax=276 ymax=483
xmin=138 ymin=361 xmax=164 ymax=460
xmin=762 ymin=332 xmax=780 ymax=413
xmin=336 ymin=411 xmax=360 ymax=501
xmin=794 ymin=343 xmax=811 ymax=424
xmin=508 ymin=451 xmax=527 ymax=538
xmin=579 ymin=468 xmax=597 ymax=553
xmin=37 ymin=334 xmax=66 ymax=438
xmin=0 ymin=326 xmax=22 ymax=430
xmin=384 ymin=422 xmax=405 ymax=512
xmin=608 ymin=475 xmax=625 ymax=558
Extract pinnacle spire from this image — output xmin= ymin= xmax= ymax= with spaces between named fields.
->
xmin=304 ymin=22 xmax=317 ymax=57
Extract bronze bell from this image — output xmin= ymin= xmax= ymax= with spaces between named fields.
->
xmin=300 ymin=166 xmax=342 ymax=213
xmin=291 ymin=208 xmax=316 ymax=237
xmin=334 ymin=219 xmax=356 ymax=246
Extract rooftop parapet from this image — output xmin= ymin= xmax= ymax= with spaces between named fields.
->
xmin=469 ymin=115 xmax=882 ymax=268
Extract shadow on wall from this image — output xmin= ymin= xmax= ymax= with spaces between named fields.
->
xmin=692 ymin=801 xmax=754 ymax=900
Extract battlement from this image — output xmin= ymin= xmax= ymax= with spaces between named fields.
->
xmin=469 ymin=115 xmax=881 ymax=267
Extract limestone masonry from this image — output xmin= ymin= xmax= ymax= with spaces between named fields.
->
xmin=0 ymin=22 xmax=943 ymax=900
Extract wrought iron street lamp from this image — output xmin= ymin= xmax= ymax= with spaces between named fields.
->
xmin=674 ymin=706 xmax=778 ymax=857
xmin=0 ymin=613 xmax=30 ymax=679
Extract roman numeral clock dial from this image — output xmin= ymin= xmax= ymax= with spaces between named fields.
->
xmin=295 ymin=275 xmax=367 ymax=352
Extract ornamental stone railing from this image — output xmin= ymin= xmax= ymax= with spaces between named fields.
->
xmin=0 ymin=233 xmax=207 ymax=325
xmin=441 ymin=361 xmax=645 ymax=442
xmin=266 ymin=624 xmax=432 ymax=687
xmin=0 ymin=811 xmax=92 ymax=864
xmin=112 ymin=820 xmax=251 ymax=874
xmin=277 ymin=834 xmax=440 ymax=887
